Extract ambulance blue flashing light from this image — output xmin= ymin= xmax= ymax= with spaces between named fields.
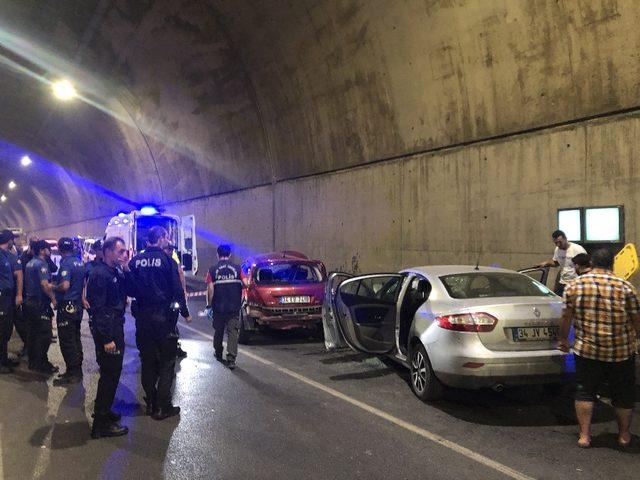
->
xmin=140 ymin=205 xmax=159 ymax=216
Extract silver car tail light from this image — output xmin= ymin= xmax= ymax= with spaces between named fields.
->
xmin=436 ymin=312 xmax=498 ymax=332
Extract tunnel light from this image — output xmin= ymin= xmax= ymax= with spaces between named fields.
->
xmin=7 ymin=181 xmax=16 ymax=190
xmin=140 ymin=205 xmax=159 ymax=216
xmin=20 ymin=155 xmax=32 ymax=167
xmin=52 ymin=79 xmax=77 ymax=101
xmin=0 ymin=195 xmax=6 ymax=202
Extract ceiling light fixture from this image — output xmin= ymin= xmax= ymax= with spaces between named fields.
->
xmin=7 ymin=181 xmax=16 ymax=190
xmin=20 ymin=155 xmax=32 ymax=167
xmin=0 ymin=195 xmax=6 ymax=202
xmin=52 ymin=79 xmax=77 ymax=101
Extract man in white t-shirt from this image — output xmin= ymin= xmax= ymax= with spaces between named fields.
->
xmin=537 ymin=230 xmax=587 ymax=295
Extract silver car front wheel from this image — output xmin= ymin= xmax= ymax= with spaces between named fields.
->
xmin=409 ymin=342 xmax=444 ymax=402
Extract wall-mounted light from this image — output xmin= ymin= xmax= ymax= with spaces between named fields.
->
xmin=20 ymin=155 xmax=32 ymax=167
xmin=7 ymin=181 xmax=16 ymax=190
xmin=52 ymin=79 xmax=77 ymax=101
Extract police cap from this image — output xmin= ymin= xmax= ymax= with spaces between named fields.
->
xmin=58 ymin=237 xmax=74 ymax=252
xmin=0 ymin=229 xmax=15 ymax=244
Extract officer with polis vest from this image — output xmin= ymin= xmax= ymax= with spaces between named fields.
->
xmin=206 ymin=244 xmax=243 ymax=369
xmin=53 ymin=237 xmax=86 ymax=385
xmin=129 ymin=226 xmax=190 ymax=420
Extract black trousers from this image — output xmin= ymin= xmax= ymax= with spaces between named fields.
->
xmin=135 ymin=310 xmax=178 ymax=409
xmin=91 ymin=323 xmax=124 ymax=416
xmin=13 ymin=304 xmax=29 ymax=348
xmin=56 ymin=302 xmax=84 ymax=374
xmin=24 ymin=299 xmax=52 ymax=369
xmin=0 ymin=292 xmax=14 ymax=365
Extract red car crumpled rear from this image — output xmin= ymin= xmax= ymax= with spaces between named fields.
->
xmin=239 ymin=251 xmax=327 ymax=343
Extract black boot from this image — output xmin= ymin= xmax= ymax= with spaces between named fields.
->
xmin=143 ymin=395 xmax=157 ymax=416
xmin=53 ymin=371 xmax=83 ymax=386
xmin=152 ymin=405 xmax=180 ymax=421
xmin=91 ymin=410 xmax=121 ymax=422
xmin=91 ymin=414 xmax=128 ymax=439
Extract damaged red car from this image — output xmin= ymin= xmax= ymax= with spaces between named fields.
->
xmin=239 ymin=251 xmax=327 ymax=343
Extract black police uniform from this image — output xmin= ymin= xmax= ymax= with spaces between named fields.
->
xmin=208 ymin=259 xmax=242 ymax=361
xmin=129 ymin=246 xmax=188 ymax=416
xmin=86 ymin=261 xmax=133 ymax=432
xmin=56 ymin=254 xmax=86 ymax=377
xmin=24 ymin=256 xmax=55 ymax=372
xmin=0 ymin=247 xmax=20 ymax=368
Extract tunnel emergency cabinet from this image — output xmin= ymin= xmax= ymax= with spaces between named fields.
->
xmin=105 ymin=210 xmax=198 ymax=275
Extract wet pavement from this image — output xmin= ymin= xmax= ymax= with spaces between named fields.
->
xmin=0 ymin=298 xmax=639 ymax=479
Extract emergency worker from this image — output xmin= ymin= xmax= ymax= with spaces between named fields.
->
xmin=53 ymin=237 xmax=86 ymax=385
xmin=163 ymin=243 xmax=188 ymax=359
xmin=14 ymin=238 xmax=39 ymax=355
xmin=86 ymin=236 xmax=133 ymax=439
xmin=83 ymin=239 xmax=103 ymax=311
xmin=129 ymin=226 xmax=190 ymax=420
xmin=24 ymin=240 xmax=57 ymax=374
xmin=0 ymin=230 xmax=22 ymax=373
xmin=206 ymin=244 xmax=242 ymax=369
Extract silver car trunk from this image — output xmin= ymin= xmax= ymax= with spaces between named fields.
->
xmin=456 ymin=296 xmax=564 ymax=351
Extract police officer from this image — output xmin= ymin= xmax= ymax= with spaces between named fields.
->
xmin=129 ymin=226 xmax=190 ymax=420
xmin=206 ymin=244 xmax=242 ymax=369
xmin=53 ymin=237 xmax=86 ymax=385
xmin=0 ymin=229 xmax=22 ymax=373
xmin=163 ymin=243 xmax=188 ymax=359
xmin=24 ymin=240 xmax=58 ymax=374
xmin=83 ymin=239 xmax=103 ymax=311
xmin=86 ymin=236 xmax=133 ymax=439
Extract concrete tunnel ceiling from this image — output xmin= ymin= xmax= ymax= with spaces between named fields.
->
xmin=0 ymin=0 xmax=639 ymax=235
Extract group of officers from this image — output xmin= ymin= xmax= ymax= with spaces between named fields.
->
xmin=0 ymin=226 xmax=213 ymax=439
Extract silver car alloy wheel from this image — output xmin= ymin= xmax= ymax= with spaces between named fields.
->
xmin=411 ymin=350 xmax=427 ymax=394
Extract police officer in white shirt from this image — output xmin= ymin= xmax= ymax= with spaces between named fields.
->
xmin=537 ymin=229 xmax=587 ymax=295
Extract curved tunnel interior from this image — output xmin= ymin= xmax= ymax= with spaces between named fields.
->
xmin=1 ymin=0 xmax=640 ymax=274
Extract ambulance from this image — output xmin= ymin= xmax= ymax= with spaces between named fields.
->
xmin=104 ymin=207 xmax=198 ymax=275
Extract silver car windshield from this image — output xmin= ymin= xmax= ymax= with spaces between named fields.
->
xmin=439 ymin=272 xmax=555 ymax=299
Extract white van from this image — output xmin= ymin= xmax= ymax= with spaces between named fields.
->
xmin=105 ymin=209 xmax=198 ymax=275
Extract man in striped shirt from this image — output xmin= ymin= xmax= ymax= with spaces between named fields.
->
xmin=559 ymin=248 xmax=640 ymax=449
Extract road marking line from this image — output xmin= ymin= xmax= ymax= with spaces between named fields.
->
xmin=179 ymin=323 xmax=536 ymax=480
xmin=0 ymin=423 xmax=4 ymax=480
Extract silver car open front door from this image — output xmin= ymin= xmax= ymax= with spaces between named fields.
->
xmin=333 ymin=274 xmax=404 ymax=354
xmin=323 ymin=272 xmax=353 ymax=351
xmin=180 ymin=215 xmax=198 ymax=275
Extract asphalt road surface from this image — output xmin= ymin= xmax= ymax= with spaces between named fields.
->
xmin=0 ymin=298 xmax=638 ymax=479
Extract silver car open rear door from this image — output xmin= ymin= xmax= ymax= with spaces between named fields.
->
xmin=518 ymin=266 xmax=552 ymax=291
xmin=323 ymin=272 xmax=353 ymax=351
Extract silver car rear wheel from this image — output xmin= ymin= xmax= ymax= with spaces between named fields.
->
xmin=409 ymin=342 xmax=444 ymax=402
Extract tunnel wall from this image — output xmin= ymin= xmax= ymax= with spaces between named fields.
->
xmin=31 ymin=110 xmax=640 ymax=278
xmin=7 ymin=0 xmax=640 ymax=279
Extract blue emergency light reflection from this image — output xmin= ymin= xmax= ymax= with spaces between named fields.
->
xmin=140 ymin=205 xmax=159 ymax=216
xmin=0 ymin=139 xmax=139 ymax=209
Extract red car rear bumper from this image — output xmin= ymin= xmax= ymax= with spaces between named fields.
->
xmin=246 ymin=304 xmax=322 ymax=330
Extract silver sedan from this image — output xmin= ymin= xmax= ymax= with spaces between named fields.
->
xmin=323 ymin=266 xmax=572 ymax=401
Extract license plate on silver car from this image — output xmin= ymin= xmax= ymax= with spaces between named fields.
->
xmin=511 ymin=326 xmax=559 ymax=341
xmin=279 ymin=296 xmax=311 ymax=304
